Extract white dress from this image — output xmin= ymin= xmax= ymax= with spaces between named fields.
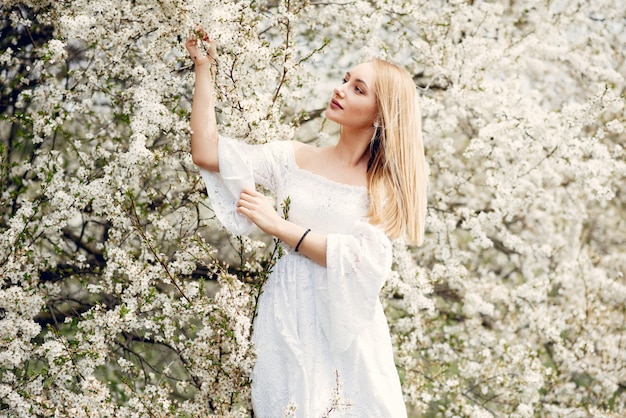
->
xmin=200 ymin=137 xmax=407 ymax=418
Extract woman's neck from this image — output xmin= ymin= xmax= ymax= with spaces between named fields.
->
xmin=334 ymin=127 xmax=374 ymax=168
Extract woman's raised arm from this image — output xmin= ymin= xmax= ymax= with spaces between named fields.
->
xmin=186 ymin=29 xmax=220 ymax=172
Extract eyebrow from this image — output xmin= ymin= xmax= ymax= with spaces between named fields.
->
xmin=346 ymin=72 xmax=369 ymax=89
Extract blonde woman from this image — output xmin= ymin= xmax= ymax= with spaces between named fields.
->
xmin=187 ymin=30 xmax=426 ymax=417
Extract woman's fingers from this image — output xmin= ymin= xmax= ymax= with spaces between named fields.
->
xmin=193 ymin=25 xmax=209 ymax=40
xmin=237 ymin=189 xmax=261 ymax=209
xmin=186 ymin=26 xmax=217 ymax=66
xmin=236 ymin=189 xmax=280 ymax=234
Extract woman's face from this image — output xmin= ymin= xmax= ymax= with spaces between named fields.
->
xmin=325 ymin=62 xmax=378 ymax=130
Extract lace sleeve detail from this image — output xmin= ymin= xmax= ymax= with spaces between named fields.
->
xmin=198 ymin=136 xmax=291 ymax=235
xmin=318 ymin=221 xmax=393 ymax=353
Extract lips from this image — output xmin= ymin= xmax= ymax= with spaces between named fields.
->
xmin=330 ymin=99 xmax=343 ymax=110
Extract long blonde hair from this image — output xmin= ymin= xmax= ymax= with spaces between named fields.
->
xmin=367 ymin=58 xmax=428 ymax=245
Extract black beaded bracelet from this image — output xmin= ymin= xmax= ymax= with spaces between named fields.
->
xmin=294 ymin=228 xmax=311 ymax=252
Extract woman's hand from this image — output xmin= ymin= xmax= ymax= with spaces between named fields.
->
xmin=237 ymin=188 xmax=328 ymax=265
xmin=186 ymin=27 xmax=217 ymax=68
xmin=236 ymin=189 xmax=283 ymax=236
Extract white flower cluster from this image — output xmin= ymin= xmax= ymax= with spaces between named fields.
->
xmin=1 ymin=0 xmax=625 ymax=416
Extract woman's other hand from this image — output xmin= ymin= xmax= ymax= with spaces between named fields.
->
xmin=236 ymin=189 xmax=283 ymax=236
xmin=237 ymin=188 xmax=327 ymax=265
xmin=186 ymin=27 xmax=217 ymax=68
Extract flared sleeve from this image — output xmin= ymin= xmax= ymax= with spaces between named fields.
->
xmin=198 ymin=136 xmax=288 ymax=235
xmin=320 ymin=221 xmax=393 ymax=353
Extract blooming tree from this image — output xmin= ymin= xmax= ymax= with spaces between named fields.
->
xmin=1 ymin=0 xmax=625 ymax=417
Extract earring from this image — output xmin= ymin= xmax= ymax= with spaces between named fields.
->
xmin=373 ymin=121 xmax=380 ymax=128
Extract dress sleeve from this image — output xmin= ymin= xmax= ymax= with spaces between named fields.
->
xmin=320 ymin=221 xmax=393 ymax=353
xmin=198 ymin=136 xmax=288 ymax=235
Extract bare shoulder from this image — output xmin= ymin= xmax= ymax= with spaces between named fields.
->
xmin=291 ymin=140 xmax=314 ymax=154
xmin=292 ymin=141 xmax=325 ymax=169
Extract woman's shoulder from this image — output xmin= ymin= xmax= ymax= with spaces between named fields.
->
xmin=291 ymin=140 xmax=313 ymax=154
xmin=292 ymin=141 xmax=326 ymax=169
xmin=256 ymin=139 xmax=317 ymax=158
xmin=256 ymin=138 xmax=298 ymax=162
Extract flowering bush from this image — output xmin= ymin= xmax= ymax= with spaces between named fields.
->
xmin=1 ymin=0 xmax=624 ymax=416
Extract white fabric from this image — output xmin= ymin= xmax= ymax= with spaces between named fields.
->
xmin=199 ymin=137 xmax=255 ymax=235
xmin=199 ymin=136 xmax=407 ymax=418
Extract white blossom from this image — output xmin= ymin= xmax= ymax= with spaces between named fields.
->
xmin=1 ymin=0 xmax=625 ymax=416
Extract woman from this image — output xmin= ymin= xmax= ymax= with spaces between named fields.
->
xmin=187 ymin=29 xmax=427 ymax=417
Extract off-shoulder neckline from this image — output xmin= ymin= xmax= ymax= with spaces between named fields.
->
xmin=284 ymin=141 xmax=368 ymax=192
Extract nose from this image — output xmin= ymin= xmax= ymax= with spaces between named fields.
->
xmin=333 ymin=85 xmax=345 ymax=98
